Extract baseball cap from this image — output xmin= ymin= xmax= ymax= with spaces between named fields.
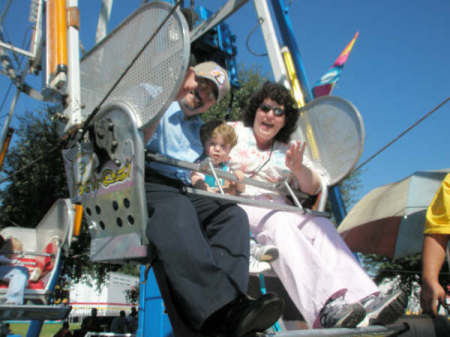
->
xmin=193 ymin=61 xmax=230 ymax=102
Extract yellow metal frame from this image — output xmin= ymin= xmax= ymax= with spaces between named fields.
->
xmin=46 ymin=0 xmax=68 ymax=91
xmin=73 ymin=203 xmax=83 ymax=236
xmin=281 ymin=47 xmax=320 ymax=161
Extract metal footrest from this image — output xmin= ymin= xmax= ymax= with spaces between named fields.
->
xmin=0 ymin=304 xmax=71 ymax=320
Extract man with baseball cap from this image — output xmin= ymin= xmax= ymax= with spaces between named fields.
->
xmin=143 ymin=61 xmax=283 ymax=336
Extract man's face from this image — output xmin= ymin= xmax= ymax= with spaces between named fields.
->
xmin=180 ymin=76 xmax=217 ymax=117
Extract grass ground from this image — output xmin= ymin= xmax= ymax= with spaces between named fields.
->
xmin=9 ymin=323 xmax=81 ymax=337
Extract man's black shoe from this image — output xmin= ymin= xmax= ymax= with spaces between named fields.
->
xmin=202 ymin=293 xmax=283 ymax=337
xmin=229 ymin=293 xmax=284 ymax=336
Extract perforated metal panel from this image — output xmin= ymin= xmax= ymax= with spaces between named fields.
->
xmin=81 ymin=102 xmax=149 ymax=262
xmin=292 ymin=96 xmax=365 ymax=186
xmin=80 ymin=2 xmax=190 ymax=130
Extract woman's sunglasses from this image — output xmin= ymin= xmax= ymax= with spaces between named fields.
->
xmin=259 ymin=103 xmax=285 ymax=117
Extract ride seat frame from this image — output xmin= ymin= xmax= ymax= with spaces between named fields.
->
xmin=0 ymin=198 xmax=74 ymax=304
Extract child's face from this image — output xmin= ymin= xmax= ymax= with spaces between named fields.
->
xmin=204 ymin=135 xmax=232 ymax=165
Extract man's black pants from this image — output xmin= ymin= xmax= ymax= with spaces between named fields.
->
xmin=145 ymin=177 xmax=250 ymax=330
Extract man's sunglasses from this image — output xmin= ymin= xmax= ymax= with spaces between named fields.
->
xmin=259 ymin=103 xmax=285 ymax=116
xmin=196 ymin=77 xmax=218 ymax=101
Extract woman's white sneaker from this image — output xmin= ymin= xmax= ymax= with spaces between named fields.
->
xmin=250 ymin=238 xmax=279 ymax=262
xmin=359 ymin=289 xmax=407 ymax=326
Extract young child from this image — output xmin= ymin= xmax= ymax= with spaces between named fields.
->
xmin=192 ymin=120 xmax=278 ymax=273
xmin=191 ymin=120 xmax=245 ymax=194
xmin=0 ymin=235 xmax=29 ymax=305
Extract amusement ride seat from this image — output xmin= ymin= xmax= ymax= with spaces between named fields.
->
xmin=0 ymin=198 xmax=73 ymax=320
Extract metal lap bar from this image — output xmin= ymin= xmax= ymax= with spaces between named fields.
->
xmin=0 ymin=304 xmax=71 ymax=320
xmin=282 ymin=179 xmax=302 ymax=209
xmin=147 ymin=153 xmax=308 ymax=198
xmin=147 ymin=153 xmax=329 ymax=217
xmin=8 ymin=252 xmax=54 ymax=258
xmin=184 ymin=187 xmax=326 ymax=217
xmin=207 ymin=159 xmax=303 ymax=211
xmin=207 ymin=159 xmax=225 ymax=194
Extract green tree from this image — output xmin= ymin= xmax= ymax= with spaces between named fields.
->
xmin=0 ymin=110 xmax=68 ymax=228
xmin=338 ymin=169 xmax=363 ymax=211
xmin=125 ymin=283 xmax=140 ymax=305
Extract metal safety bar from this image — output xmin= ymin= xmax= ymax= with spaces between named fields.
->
xmin=147 ymin=152 xmax=329 ymax=218
xmin=207 ymin=158 xmax=226 ymax=195
xmin=147 ymin=152 xmax=308 ymax=198
xmin=0 ymin=304 xmax=71 ymax=320
xmin=184 ymin=187 xmax=327 ymax=217
xmin=4 ymin=252 xmax=54 ymax=258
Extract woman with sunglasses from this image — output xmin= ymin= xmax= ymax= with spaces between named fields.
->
xmin=228 ymin=81 xmax=406 ymax=329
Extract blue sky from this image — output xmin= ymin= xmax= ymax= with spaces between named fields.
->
xmin=0 ymin=0 xmax=449 ymax=208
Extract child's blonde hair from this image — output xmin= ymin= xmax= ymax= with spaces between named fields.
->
xmin=200 ymin=119 xmax=237 ymax=149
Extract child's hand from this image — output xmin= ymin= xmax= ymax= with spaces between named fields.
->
xmin=192 ymin=174 xmax=209 ymax=190
xmin=208 ymin=186 xmax=219 ymax=193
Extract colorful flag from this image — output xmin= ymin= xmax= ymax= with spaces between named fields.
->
xmin=312 ymin=32 xmax=359 ymax=98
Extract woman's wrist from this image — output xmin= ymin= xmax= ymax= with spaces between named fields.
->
xmin=293 ymin=165 xmax=307 ymax=180
xmin=293 ymin=166 xmax=320 ymax=195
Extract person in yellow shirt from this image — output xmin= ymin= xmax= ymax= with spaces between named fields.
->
xmin=421 ymin=173 xmax=449 ymax=316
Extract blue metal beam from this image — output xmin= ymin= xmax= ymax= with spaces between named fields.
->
xmin=270 ymin=0 xmax=313 ymax=103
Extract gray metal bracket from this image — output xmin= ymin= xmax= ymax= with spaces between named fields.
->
xmin=65 ymin=102 xmax=149 ymax=263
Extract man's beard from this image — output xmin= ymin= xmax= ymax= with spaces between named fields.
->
xmin=180 ymin=90 xmax=204 ymax=112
